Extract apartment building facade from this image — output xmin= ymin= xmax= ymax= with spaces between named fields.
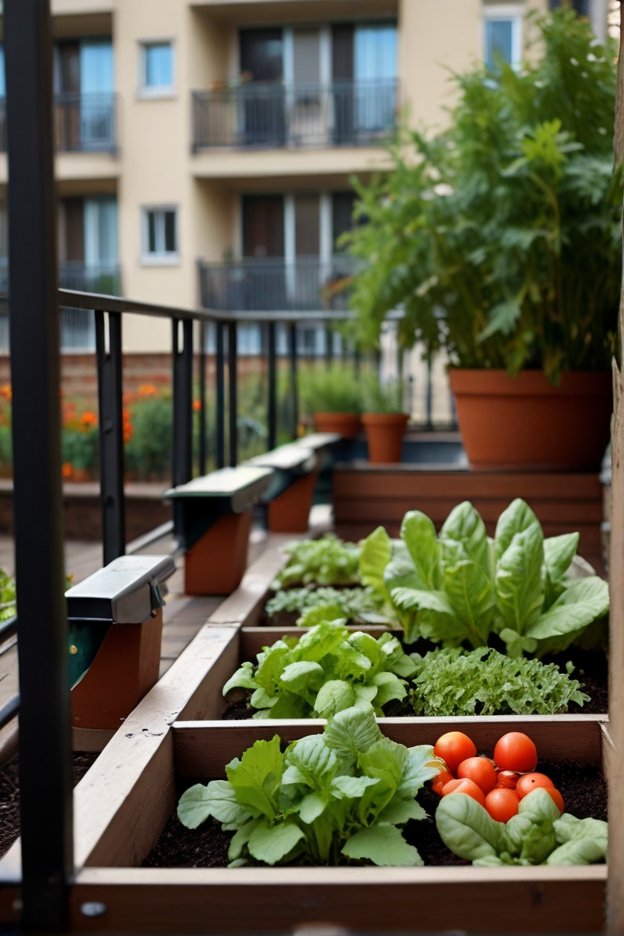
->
xmin=0 ymin=0 xmax=611 ymax=357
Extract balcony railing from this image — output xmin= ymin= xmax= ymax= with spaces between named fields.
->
xmin=59 ymin=261 xmax=121 ymax=295
xmin=0 ymin=93 xmax=117 ymax=153
xmin=192 ymin=79 xmax=398 ymax=150
xmin=198 ymin=255 xmax=357 ymax=312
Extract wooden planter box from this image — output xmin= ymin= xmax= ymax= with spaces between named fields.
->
xmin=10 ymin=714 xmax=609 ymax=934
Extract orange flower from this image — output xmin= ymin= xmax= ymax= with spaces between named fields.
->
xmin=62 ymin=462 xmax=73 ymax=479
xmin=80 ymin=410 xmax=97 ymax=430
xmin=192 ymin=399 xmax=202 ymax=412
xmin=138 ymin=383 xmax=158 ymax=398
xmin=0 ymin=384 xmax=12 ymax=402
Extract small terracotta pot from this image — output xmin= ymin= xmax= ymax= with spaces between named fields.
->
xmin=313 ymin=411 xmax=362 ymax=439
xmin=362 ymin=412 xmax=409 ymax=464
xmin=449 ymin=369 xmax=612 ymax=470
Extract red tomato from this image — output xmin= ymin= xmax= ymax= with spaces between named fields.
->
xmin=544 ymin=787 xmax=565 ymax=813
xmin=496 ymin=770 xmax=519 ymax=790
xmin=485 ymin=787 xmax=519 ymax=823
xmin=515 ymin=772 xmax=555 ymax=799
xmin=442 ymin=777 xmax=486 ymax=807
xmin=457 ymin=756 xmax=498 ymax=794
xmin=493 ymin=732 xmax=538 ymax=773
xmin=434 ymin=731 xmax=477 ymax=773
xmin=431 ymin=769 xmax=454 ymax=796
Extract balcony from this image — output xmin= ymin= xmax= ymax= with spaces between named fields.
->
xmin=58 ymin=260 xmax=121 ymax=295
xmin=198 ymin=255 xmax=356 ymax=312
xmin=0 ymin=93 xmax=117 ymax=153
xmin=192 ymin=79 xmax=398 ymax=151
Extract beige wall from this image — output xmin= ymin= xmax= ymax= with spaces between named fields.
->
xmin=399 ymin=0 xmax=550 ymax=134
xmin=115 ymin=0 xmax=194 ymax=351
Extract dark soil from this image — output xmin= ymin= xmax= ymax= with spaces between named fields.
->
xmin=142 ymin=758 xmax=607 ymax=869
xmin=0 ymin=751 xmax=98 ymax=859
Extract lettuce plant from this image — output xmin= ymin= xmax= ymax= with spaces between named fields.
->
xmin=177 ymin=705 xmax=441 ymax=867
xmin=360 ymin=498 xmax=609 ymax=657
xmin=409 ymin=647 xmax=588 ymax=716
xmin=264 ymin=585 xmax=387 ymax=626
xmin=272 ymin=534 xmax=361 ymax=588
xmin=222 ymin=620 xmax=417 ymax=718
xmin=436 ymin=788 xmax=607 ymax=866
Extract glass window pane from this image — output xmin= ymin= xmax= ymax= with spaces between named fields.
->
xmin=147 ymin=212 xmax=157 ymax=253
xmin=485 ymin=20 xmax=514 ymax=68
xmin=164 ymin=211 xmax=176 ymax=252
xmin=144 ymin=43 xmax=173 ymax=88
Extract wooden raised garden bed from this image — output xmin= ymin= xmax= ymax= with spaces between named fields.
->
xmin=0 ymin=539 xmax=611 ymax=934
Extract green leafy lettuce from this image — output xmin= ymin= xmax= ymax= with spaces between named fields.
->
xmin=177 ymin=705 xmax=441 ymax=867
xmin=436 ymin=788 xmax=607 ymax=866
xmin=223 ymin=620 xmax=417 ymax=718
xmin=272 ymin=534 xmax=361 ymax=589
xmin=409 ymin=646 xmax=588 ymax=716
xmin=361 ymin=498 xmax=608 ymax=657
xmin=264 ymin=585 xmax=387 ymax=626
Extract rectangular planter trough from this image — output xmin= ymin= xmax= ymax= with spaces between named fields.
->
xmin=65 ymin=716 xmax=610 ymax=933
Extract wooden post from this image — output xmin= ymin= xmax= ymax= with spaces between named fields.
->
xmin=607 ymin=4 xmax=624 ymax=932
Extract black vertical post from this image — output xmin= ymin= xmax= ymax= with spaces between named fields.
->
xmin=228 ymin=320 xmax=238 ymax=466
xmin=215 ymin=321 xmax=225 ymax=468
xmin=198 ymin=321 xmax=207 ymax=475
xmin=325 ymin=324 xmax=335 ymax=364
xmin=288 ymin=322 xmax=299 ymax=439
xmin=172 ymin=319 xmax=193 ymax=537
xmin=96 ymin=309 xmax=126 ymax=564
xmin=5 ymin=0 xmax=73 ymax=930
xmin=267 ymin=320 xmax=277 ymax=449
xmin=426 ymin=358 xmax=434 ymax=431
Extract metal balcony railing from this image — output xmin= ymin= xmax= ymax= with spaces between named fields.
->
xmin=198 ymin=255 xmax=357 ymax=312
xmin=0 ymin=92 xmax=117 ymax=153
xmin=59 ymin=261 xmax=121 ymax=295
xmin=192 ymin=78 xmax=398 ymax=150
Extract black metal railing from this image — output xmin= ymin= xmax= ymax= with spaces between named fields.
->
xmin=192 ymin=78 xmax=398 ymax=150
xmin=198 ymin=255 xmax=357 ymax=312
xmin=0 ymin=92 xmax=117 ymax=153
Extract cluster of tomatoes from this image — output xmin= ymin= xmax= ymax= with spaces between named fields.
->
xmin=431 ymin=730 xmax=565 ymax=823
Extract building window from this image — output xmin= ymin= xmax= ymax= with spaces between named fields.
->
xmin=140 ymin=41 xmax=174 ymax=95
xmin=141 ymin=207 xmax=178 ymax=263
xmin=483 ymin=5 xmax=522 ymax=69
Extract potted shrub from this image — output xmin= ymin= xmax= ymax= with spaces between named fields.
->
xmin=342 ymin=9 xmax=621 ymax=470
xmin=361 ymin=374 xmax=409 ymax=464
xmin=299 ymin=363 xmax=362 ymax=438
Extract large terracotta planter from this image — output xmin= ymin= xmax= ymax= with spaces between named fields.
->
xmin=313 ymin=411 xmax=362 ymax=439
xmin=362 ymin=412 xmax=409 ymax=464
xmin=449 ymin=369 xmax=612 ymax=471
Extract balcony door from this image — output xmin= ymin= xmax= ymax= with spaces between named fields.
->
xmin=332 ymin=22 xmax=397 ymax=142
xmin=59 ymin=196 xmax=118 ymax=348
xmin=240 ymin=28 xmax=284 ymax=145
xmin=54 ymin=40 xmax=113 ymax=150
xmin=242 ymin=192 xmax=354 ymax=312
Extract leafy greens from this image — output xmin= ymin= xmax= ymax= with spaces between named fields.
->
xmin=222 ymin=619 xmax=417 ymax=718
xmin=436 ymin=787 xmax=607 ymax=866
xmin=177 ymin=705 xmax=441 ymax=867
xmin=360 ymin=498 xmax=608 ymax=657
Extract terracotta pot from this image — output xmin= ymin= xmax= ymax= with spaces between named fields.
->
xmin=313 ymin=411 xmax=362 ymax=439
xmin=449 ymin=369 xmax=612 ymax=470
xmin=362 ymin=412 xmax=409 ymax=464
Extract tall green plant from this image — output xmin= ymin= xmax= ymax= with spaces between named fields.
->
xmin=343 ymin=9 xmax=622 ymax=382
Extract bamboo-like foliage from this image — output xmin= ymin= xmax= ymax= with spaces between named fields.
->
xmin=343 ymin=9 xmax=622 ymax=383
